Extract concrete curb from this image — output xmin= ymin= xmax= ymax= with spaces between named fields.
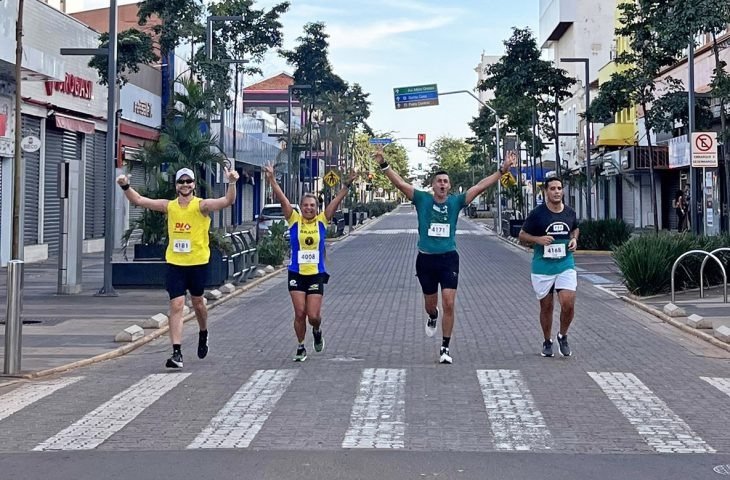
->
xmin=620 ymin=295 xmax=730 ymax=353
xmin=13 ymin=267 xmax=286 ymax=381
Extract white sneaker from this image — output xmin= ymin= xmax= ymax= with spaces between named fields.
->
xmin=425 ymin=307 xmax=439 ymax=337
xmin=439 ymin=346 xmax=452 ymax=364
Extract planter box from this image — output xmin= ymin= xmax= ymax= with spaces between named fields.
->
xmin=134 ymin=244 xmax=166 ymax=261
xmin=113 ymin=249 xmax=228 ymax=289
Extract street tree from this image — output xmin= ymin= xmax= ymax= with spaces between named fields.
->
xmin=590 ymin=0 xmax=683 ymax=232
xmin=664 ymin=0 xmax=730 ymax=232
xmin=89 ymin=29 xmax=159 ymax=86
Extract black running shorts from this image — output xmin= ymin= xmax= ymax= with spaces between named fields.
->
xmin=415 ymin=251 xmax=459 ymax=295
xmin=288 ymin=270 xmax=328 ymax=295
xmin=166 ymin=263 xmax=208 ymax=299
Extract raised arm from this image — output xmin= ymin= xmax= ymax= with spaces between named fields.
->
xmin=325 ymin=170 xmax=357 ymax=221
xmin=263 ymin=164 xmax=294 ymax=220
xmin=116 ymin=174 xmax=168 ymax=213
xmin=200 ymin=167 xmax=239 ymax=215
xmin=374 ymin=146 xmax=414 ymax=200
xmin=464 ymin=151 xmax=515 ymax=205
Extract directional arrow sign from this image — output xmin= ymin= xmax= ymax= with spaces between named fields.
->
xmin=368 ymin=138 xmax=393 ymax=145
xmin=393 ymin=84 xmax=439 ymax=110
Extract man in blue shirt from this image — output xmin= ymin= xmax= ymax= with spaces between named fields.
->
xmin=519 ymin=176 xmax=580 ymax=358
xmin=378 ymin=147 xmax=513 ymax=364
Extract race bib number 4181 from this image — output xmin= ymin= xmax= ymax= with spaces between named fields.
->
xmin=172 ymin=239 xmax=191 ymax=253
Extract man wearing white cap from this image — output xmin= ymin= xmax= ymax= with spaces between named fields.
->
xmin=117 ymin=166 xmax=239 ymax=368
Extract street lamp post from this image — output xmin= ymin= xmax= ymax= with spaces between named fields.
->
xmin=561 ymin=57 xmax=592 ymax=221
xmin=287 ymin=84 xmax=311 ymax=200
xmin=60 ymin=0 xmax=119 ymax=296
xmin=439 ymin=90 xmax=503 ymax=234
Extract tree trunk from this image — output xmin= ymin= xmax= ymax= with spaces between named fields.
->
xmin=711 ymin=32 xmax=730 ymax=233
xmin=642 ymin=100 xmax=660 ymax=233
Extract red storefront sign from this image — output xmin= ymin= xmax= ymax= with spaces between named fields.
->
xmin=44 ymin=73 xmax=93 ymax=100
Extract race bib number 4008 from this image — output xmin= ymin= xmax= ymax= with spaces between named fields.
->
xmin=172 ymin=239 xmax=191 ymax=253
xmin=428 ymin=223 xmax=450 ymax=238
xmin=543 ymin=243 xmax=566 ymax=259
xmin=298 ymin=250 xmax=320 ymax=264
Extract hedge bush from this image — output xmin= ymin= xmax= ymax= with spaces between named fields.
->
xmin=578 ymin=219 xmax=633 ymax=251
xmin=613 ymin=233 xmax=730 ymax=296
xmin=257 ymin=220 xmax=288 ymax=266
xmin=353 ymin=201 xmax=397 ymax=218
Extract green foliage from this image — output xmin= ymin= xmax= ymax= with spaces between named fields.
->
xmin=89 ymin=29 xmax=159 ymax=86
xmin=257 ymin=220 xmax=288 ymax=266
xmin=209 ymin=229 xmax=235 ymax=256
xmin=353 ymin=201 xmax=396 ymax=219
xmin=477 ymin=27 xmax=576 ymax=145
xmin=354 ymin=132 xmax=409 ymax=195
xmin=137 ymin=0 xmax=204 ymax=56
xmin=123 ymin=79 xmax=227 ymax=246
xmin=613 ymin=233 xmax=730 ymax=296
xmin=578 ymin=219 xmax=633 ymax=251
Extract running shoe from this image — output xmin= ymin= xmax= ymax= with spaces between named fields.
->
xmin=312 ymin=328 xmax=325 ymax=353
xmin=425 ymin=307 xmax=439 ymax=337
xmin=557 ymin=333 xmax=572 ymax=357
xmin=166 ymin=351 xmax=183 ymax=368
xmin=439 ymin=346 xmax=452 ymax=364
xmin=541 ymin=339 xmax=554 ymax=358
xmin=197 ymin=330 xmax=209 ymax=359
xmin=293 ymin=346 xmax=307 ymax=362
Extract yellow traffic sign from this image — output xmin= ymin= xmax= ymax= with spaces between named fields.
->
xmin=323 ymin=170 xmax=340 ymax=187
xmin=500 ymin=171 xmax=516 ymax=189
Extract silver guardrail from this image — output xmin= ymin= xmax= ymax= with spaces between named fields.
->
xmin=224 ymin=230 xmax=258 ymax=285
xmin=699 ymin=247 xmax=730 ymax=300
xmin=671 ymin=249 xmax=727 ymax=304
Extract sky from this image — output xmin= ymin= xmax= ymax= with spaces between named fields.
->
xmin=65 ymin=0 xmax=540 ymax=169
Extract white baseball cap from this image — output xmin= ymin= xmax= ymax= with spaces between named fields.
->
xmin=175 ymin=168 xmax=195 ymax=182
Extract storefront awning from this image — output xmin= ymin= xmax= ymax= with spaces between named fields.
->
xmin=54 ymin=114 xmax=95 ymax=134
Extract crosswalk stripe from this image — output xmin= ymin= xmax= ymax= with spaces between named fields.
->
xmin=476 ymin=369 xmax=552 ymax=450
xmin=187 ymin=369 xmax=298 ymax=449
xmin=700 ymin=377 xmax=730 ymax=397
xmin=588 ymin=372 xmax=715 ymax=453
xmin=33 ymin=373 xmax=190 ymax=451
xmin=342 ymin=368 xmax=406 ymax=449
xmin=0 ymin=377 xmax=82 ymax=422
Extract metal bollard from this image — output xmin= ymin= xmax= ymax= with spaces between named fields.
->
xmin=4 ymin=260 xmax=24 ymax=375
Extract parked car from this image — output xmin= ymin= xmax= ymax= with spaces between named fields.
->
xmin=256 ymin=203 xmax=299 ymax=240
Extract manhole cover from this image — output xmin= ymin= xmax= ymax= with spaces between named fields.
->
xmin=715 ymin=465 xmax=730 ymax=475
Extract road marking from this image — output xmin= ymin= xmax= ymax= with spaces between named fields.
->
xmin=351 ymin=229 xmax=487 ymax=236
xmin=588 ymin=372 xmax=715 ymax=453
xmin=0 ymin=377 xmax=82 ymax=422
xmin=580 ymin=273 xmax=612 ymax=284
xmin=188 ymin=369 xmax=298 ymax=449
xmin=34 ymin=373 xmax=189 ymax=451
xmin=342 ymin=368 xmax=406 ymax=449
xmin=476 ymin=369 xmax=552 ymax=451
xmin=701 ymin=377 xmax=730 ymax=397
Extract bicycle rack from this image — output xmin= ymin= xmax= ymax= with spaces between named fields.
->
xmin=699 ymin=247 xmax=730 ymax=300
xmin=671 ymin=249 xmax=727 ymax=304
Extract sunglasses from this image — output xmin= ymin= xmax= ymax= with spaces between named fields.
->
xmin=177 ymin=179 xmax=194 ymax=185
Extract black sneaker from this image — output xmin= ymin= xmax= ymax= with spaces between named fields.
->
xmin=293 ymin=346 xmax=307 ymax=362
xmin=198 ymin=331 xmax=209 ymax=359
xmin=557 ymin=333 xmax=572 ymax=357
xmin=312 ymin=328 xmax=324 ymax=353
xmin=541 ymin=339 xmax=554 ymax=357
xmin=166 ymin=350 xmax=183 ymax=368
xmin=439 ymin=346 xmax=452 ymax=364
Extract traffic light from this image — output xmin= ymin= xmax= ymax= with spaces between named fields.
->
xmin=417 ymin=133 xmax=426 ymax=148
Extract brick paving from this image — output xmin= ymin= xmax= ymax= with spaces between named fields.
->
xmin=0 ymin=205 xmax=729 ymax=455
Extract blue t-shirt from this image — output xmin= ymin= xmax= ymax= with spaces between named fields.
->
xmin=413 ymin=189 xmax=466 ymax=254
xmin=521 ymin=203 xmax=579 ymax=275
